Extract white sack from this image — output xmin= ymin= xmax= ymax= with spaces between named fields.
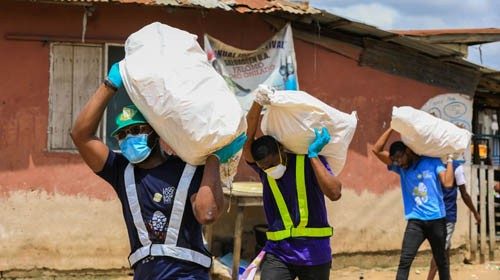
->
xmin=390 ymin=106 xmax=471 ymax=157
xmin=119 ymin=22 xmax=246 ymax=166
xmin=261 ymin=90 xmax=357 ymax=175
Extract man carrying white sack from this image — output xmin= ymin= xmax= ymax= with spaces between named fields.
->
xmin=373 ymin=128 xmax=455 ymax=280
xmin=242 ymin=87 xmax=342 ymax=280
xmin=70 ymin=62 xmax=246 ymax=280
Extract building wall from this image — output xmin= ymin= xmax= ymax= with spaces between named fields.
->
xmin=0 ymin=1 xmax=467 ymax=270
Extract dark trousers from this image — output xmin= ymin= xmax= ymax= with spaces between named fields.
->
xmin=260 ymin=253 xmax=331 ymax=280
xmin=396 ymin=218 xmax=449 ymax=280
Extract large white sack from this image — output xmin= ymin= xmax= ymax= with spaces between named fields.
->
xmin=390 ymin=106 xmax=471 ymax=157
xmin=119 ymin=22 xmax=246 ymax=166
xmin=261 ymin=90 xmax=357 ymax=175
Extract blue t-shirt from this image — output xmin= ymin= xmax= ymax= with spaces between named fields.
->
xmin=249 ymin=154 xmax=332 ymax=266
xmin=389 ymin=156 xmax=446 ymax=221
xmin=442 ymin=161 xmax=464 ymax=223
xmin=442 ymin=186 xmax=458 ymax=223
xmin=97 ymin=150 xmax=209 ymax=279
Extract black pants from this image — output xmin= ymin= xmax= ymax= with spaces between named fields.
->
xmin=260 ymin=253 xmax=331 ymax=280
xmin=396 ymin=218 xmax=449 ymax=280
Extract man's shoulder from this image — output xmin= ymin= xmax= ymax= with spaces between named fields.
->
xmin=420 ymin=156 xmax=440 ymax=162
xmin=98 ymin=150 xmax=128 ymax=173
xmin=158 ymin=156 xmax=204 ymax=173
xmin=419 ymin=156 xmax=443 ymax=167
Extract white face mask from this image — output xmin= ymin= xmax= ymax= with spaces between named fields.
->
xmin=265 ymin=164 xmax=287 ymax=179
xmin=263 ymin=146 xmax=286 ymax=179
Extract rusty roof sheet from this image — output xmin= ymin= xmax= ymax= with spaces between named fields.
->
xmin=393 ymin=28 xmax=500 ymax=36
xmin=45 ymin=0 xmax=320 ymax=14
xmin=391 ymin=28 xmax=500 ymax=45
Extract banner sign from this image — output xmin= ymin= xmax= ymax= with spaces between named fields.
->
xmin=204 ymin=24 xmax=298 ymax=111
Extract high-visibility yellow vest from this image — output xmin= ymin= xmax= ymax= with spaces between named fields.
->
xmin=266 ymin=155 xmax=333 ymax=241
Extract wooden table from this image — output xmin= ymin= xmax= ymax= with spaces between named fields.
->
xmin=206 ymin=182 xmax=263 ymax=280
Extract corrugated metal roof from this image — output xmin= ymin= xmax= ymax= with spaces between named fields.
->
xmin=393 ymin=28 xmax=500 ymax=36
xmin=305 ymin=11 xmax=466 ymax=59
xmin=392 ymin=28 xmax=500 ymax=45
xmin=44 ymin=0 xmax=320 ymax=14
xmin=286 ymin=9 xmax=499 ymax=93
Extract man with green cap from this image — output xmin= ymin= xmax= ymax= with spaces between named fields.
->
xmin=71 ymin=62 xmax=246 ymax=280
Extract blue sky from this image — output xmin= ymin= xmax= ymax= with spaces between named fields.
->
xmin=309 ymin=0 xmax=500 ymax=70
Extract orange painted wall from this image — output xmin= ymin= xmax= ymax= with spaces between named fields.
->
xmin=0 ymin=1 xmax=450 ymax=199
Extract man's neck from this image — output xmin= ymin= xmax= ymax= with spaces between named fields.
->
xmin=135 ymin=147 xmax=167 ymax=169
xmin=406 ymin=154 xmax=420 ymax=169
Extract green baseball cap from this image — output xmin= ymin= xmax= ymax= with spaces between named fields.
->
xmin=111 ymin=104 xmax=148 ymax=136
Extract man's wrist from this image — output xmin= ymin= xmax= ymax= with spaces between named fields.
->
xmin=447 ymin=154 xmax=454 ymax=163
xmin=103 ymin=79 xmax=118 ymax=91
xmin=308 ymin=151 xmax=319 ymax=158
xmin=209 ymin=153 xmax=222 ymax=164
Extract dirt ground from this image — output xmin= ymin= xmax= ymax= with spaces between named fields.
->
xmin=330 ymin=263 xmax=500 ymax=280
xmin=210 ymin=260 xmax=500 ymax=280
xmin=1 ymin=261 xmax=498 ymax=279
xmin=1 ymin=263 xmax=499 ymax=279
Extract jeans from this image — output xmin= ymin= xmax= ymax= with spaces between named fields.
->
xmin=260 ymin=253 xmax=331 ymax=280
xmin=396 ymin=218 xmax=449 ymax=280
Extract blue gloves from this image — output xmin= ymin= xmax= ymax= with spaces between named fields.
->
xmin=105 ymin=62 xmax=123 ymax=89
xmin=308 ymin=127 xmax=331 ymax=158
xmin=214 ymin=133 xmax=247 ymax=163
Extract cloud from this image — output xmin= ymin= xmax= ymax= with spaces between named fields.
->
xmin=310 ymin=0 xmax=499 ymax=29
xmin=468 ymin=42 xmax=500 ymax=69
xmin=327 ymin=3 xmax=399 ymax=29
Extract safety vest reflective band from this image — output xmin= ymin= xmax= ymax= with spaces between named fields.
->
xmin=266 ymin=155 xmax=333 ymax=241
xmin=124 ymin=163 xmax=212 ymax=268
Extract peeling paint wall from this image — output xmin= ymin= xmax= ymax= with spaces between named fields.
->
xmin=0 ymin=191 xmax=129 ymax=270
xmin=0 ymin=0 xmax=465 ymax=270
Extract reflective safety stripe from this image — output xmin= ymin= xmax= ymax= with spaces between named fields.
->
xmin=267 ymin=176 xmax=294 ymax=230
xmin=164 ymin=164 xmax=196 ymax=245
xmin=295 ymin=155 xmax=308 ymax=228
xmin=124 ymin=163 xmax=211 ymax=268
xmin=266 ymin=155 xmax=333 ymax=241
xmin=125 ymin=164 xmax=151 ymax=247
xmin=128 ymin=244 xmax=212 ymax=268
xmin=266 ymin=227 xmax=333 ymax=241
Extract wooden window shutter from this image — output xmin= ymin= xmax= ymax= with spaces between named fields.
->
xmin=48 ymin=44 xmax=102 ymax=151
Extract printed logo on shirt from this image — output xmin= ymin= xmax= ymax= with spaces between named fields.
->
xmin=146 ymin=210 xmax=168 ymax=243
xmin=163 ymin=186 xmax=175 ymax=204
xmin=153 ymin=192 xmax=163 ymax=203
xmin=413 ymin=182 xmax=429 ymax=206
xmin=421 ymin=170 xmax=434 ymax=179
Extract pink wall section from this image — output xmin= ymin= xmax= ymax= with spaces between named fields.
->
xmin=0 ymin=1 xmax=450 ymax=199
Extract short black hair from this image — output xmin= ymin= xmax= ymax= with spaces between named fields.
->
xmin=389 ymin=141 xmax=407 ymax=157
xmin=251 ymin=136 xmax=279 ymax=161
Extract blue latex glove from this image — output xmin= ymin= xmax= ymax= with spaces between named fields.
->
xmin=308 ymin=127 xmax=331 ymax=158
xmin=213 ymin=133 xmax=247 ymax=163
xmin=106 ymin=62 xmax=123 ymax=89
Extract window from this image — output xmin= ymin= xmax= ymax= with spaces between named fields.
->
xmin=48 ymin=43 xmax=131 ymax=152
xmin=104 ymin=45 xmax=132 ymax=151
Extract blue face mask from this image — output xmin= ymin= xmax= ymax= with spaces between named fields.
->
xmin=119 ymin=134 xmax=152 ymax=164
